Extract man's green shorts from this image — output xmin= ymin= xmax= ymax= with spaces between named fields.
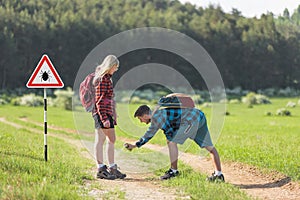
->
xmin=170 ymin=116 xmax=213 ymax=148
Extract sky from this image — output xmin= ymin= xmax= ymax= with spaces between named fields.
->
xmin=179 ymin=0 xmax=300 ymax=18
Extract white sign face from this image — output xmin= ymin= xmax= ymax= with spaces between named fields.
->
xmin=26 ymin=54 xmax=64 ymax=88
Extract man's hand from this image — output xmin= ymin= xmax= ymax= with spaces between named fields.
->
xmin=124 ymin=143 xmax=136 ymax=151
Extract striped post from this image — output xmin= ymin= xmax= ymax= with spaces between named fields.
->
xmin=44 ymin=88 xmax=48 ymax=162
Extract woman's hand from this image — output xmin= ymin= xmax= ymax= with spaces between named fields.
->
xmin=103 ymin=120 xmax=110 ymax=128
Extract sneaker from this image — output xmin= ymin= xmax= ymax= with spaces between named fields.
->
xmin=207 ymin=173 xmax=225 ymax=182
xmin=97 ymin=165 xmax=116 ymax=180
xmin=109 ymin=164 xmax=126 ymax=179
xmin=160 ymin=169 xmax=179 ymax=180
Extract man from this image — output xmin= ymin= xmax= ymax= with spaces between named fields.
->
xmin=125 ymin=94 xmax=224 ymax=181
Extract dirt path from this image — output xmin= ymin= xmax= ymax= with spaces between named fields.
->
xmin=86 ymin=173 xmax=191 ymax=200
xmin=2 ymin=117 xmax=300 ymax=200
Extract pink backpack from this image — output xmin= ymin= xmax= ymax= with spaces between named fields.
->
xmin=79 ymin=72 xmax=95 ymax=112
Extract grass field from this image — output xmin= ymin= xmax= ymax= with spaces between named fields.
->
xmin=0 ymin=97 xmax=299 ymax=199
xmin=216 ymin=98 xmax=300 ymax=181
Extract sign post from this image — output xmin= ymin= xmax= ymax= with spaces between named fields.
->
xmin=26 ymin=54 xmax=64 ymax=161
xmin=44 ymin=88 xmax=47 ymax=161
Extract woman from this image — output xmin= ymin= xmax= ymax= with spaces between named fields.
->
xmin=92 ymin=55 xmax=126 ymax=179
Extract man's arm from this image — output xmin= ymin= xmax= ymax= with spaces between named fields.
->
xmin=125 ymin=122 xmax=159 ymax=151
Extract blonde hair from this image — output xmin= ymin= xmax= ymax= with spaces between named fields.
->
xmin=93 ymin=55 xmax=119 ymax=85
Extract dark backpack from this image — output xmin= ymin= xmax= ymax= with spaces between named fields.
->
xmin=158 ymin=95 xmax=195 ymax=108
xmin=79 ymin=72 xmax=95 ymax=112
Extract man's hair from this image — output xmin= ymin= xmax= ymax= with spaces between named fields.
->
xmin=134 ymin=105 xmax=151 ymax=117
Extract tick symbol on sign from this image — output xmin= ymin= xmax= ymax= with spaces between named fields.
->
xmin=39 ymin=70 xmax=52 ymax=82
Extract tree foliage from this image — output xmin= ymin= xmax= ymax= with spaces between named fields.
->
xmin=0 ymin=0 xmax=300 ymax=90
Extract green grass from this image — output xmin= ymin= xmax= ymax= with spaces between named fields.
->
xmin=0 ymin=105 xmax=90 ymax=141
xmin=0 ymin=97 xmax=299 ymax=199
xmin=0 ymin=105 xmax=77 ymax=130
xmin=216 ymin=98 xmax=300 ymax=181
xmin=0 ymin=122 xmax=94 ymax=199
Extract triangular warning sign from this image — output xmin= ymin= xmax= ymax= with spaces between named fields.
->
xmin=26 ymin=54 xmax=64 ymax=88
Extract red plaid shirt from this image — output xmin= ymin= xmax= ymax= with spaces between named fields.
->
xmin=94 ymin=74 xmax=116 ymax=123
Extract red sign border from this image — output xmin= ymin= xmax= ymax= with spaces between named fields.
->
xmin=26 ymin=54 xmax=64 ymax=88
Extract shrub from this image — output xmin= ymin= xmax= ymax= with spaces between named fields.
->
xmin=190 ymin=95 xmax=203 ymax=104
xmin=286 ymin=101 xmax=296 ymax=108
xmin=0 ymin=98 xmax=8 ymax=105
xmin=120 ymin=97 xmax=131 ymax=103
xmin=54 ymin=87 xmax=74 ymax=110
xmin=197 ymin=90 xmax=210 ymax=101
xmin=47 ymin=97 xmax=56 ymax=107
xmin=242 ymin=92 xmax=271 ymax=106
xmin=219 ymin=99 xmax=228 ymax=103
xmin=278 ymin=87 xmax=298 ymax=97
xmin=0 ymin=94 xmax=11 ymax=104
xmin=241 ymin=92 xmax=257 ymax=106
xmin=21 ymin=94 xmax=43 ymax=107
xmin=11 ymin=97 xmax=21 ymax=106
xmin=265 ymin=111 xmax=272 ymax=116
xmin=10 ymin=93 xmax=43 ymax=107
xmin=115 ymin=90 xmax=131 ymax=103
xmin=255 ymin=94 xmax=271 ymax=104
xmin=155 ymin=91 xmax=169 ymax=99
xmin=224 ymin=111 xmax=230 ymax=115
xmin=229 ymin=99 xmax=240 ymax=104
xmin=276 ymin=108 xmax=291 ymax=116
xmin=137 ymin=89 xmax=154 ymax=101
xmin=258 ymin=88 xmax=276 ymax=97
xmin=130 ymin=96 xmax=150 ymax=104
xmin=226 ymin=87 xmax=242 ymax=96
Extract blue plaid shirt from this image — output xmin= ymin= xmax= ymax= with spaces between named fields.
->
xmin=136 ymin=108 xmax=205 ymax=147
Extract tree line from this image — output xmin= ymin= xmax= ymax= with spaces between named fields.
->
xmin=0 ymin=0 xmax=300 ymax=91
